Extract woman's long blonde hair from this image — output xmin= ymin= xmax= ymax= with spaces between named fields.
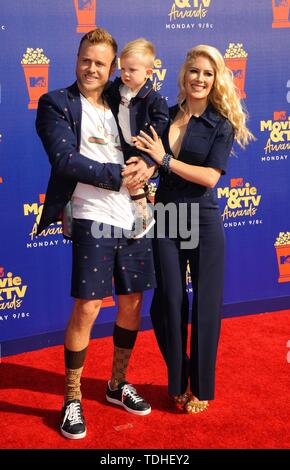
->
xmin=178 ymin=45 xmax=254 ymax=148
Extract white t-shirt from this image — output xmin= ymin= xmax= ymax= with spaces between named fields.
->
xmin=72 ymin=95 xmax=134 ymax=230
xmin=118 ymin=85 xmax=138 ymax=145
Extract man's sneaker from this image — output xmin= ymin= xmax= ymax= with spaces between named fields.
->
xmin=60 ymin=399 xmax=86 ymax=439
xmin=106 ymin=381 xmax=151 ymax=416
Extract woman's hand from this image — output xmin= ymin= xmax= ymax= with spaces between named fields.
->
xmin=135 ymin=126 xmax=166 ymax=165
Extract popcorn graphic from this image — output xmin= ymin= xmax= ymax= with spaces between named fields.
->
xmin=21 ymin=48 xmax=50 ymax=109
xmin=224 ymin=43 xmax=248 ymax=99
xmin=74 ymin=0 xmax=96 ymax=33
xmin=21 ymin=48 xmax=50 ymax=65
xmin=274 ymin=231 xmax=290 ymax=283
xmin=272 ymin=0 xmax=290 ymax=28
xmin=224 ymin=43 xmax=248 ymax=59
xmin=274 ymin=231 xmax=290 ymax=247
xmin=147 ymin=181 xmax=157 ymax=203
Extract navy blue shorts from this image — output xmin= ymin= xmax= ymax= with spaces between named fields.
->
xmin=71 ymin=219 xmax=156 ymax=299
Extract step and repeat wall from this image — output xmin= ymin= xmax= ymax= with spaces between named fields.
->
xmin=1 ymin=0 xmax=290 ymax=356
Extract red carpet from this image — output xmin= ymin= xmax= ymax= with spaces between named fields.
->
xmin=0 ymin=310 xmax=290 ymax=449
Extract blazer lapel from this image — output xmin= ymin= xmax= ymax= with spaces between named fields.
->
xmin=67 ymin=82 xmax=82 ymax=150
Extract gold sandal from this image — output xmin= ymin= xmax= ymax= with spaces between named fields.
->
xmin=185 ymin=399 xmax=209 ymax=414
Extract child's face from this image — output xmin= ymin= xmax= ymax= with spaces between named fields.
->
xmin=120 ymin=54 xmax=152 ymax=91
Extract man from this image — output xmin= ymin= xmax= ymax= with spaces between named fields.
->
xmin=36 ymin=28 xmax=157 ymax=440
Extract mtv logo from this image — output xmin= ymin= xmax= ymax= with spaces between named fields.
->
xmin=79 ymin=0 xmax=93 ymax=9
xmin=0 ymin=267 xmax=4 ymax=277
xmin=230 ymin=178 xmax=244 ymax=188
xmin=273 ymin=111 xmax=286 ymax=121
xmin=281 ymin=255 xmax=290 ymax=264
xmin=233 ymin=69 xmax=243 ymax=79
xmin=29 ymin=77 xmax=46 ymax=87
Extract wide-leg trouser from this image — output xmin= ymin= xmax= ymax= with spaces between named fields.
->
xmin=150 ymin=212 xmax=225 ymax=400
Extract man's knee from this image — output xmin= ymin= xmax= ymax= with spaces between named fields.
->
xmin=72 ymin=298 xmax=103 ymax=326
xmin=118 ymin=292 xmax=143 ymax=313
xmin=116 ymin=293 xmax=143 ymax=330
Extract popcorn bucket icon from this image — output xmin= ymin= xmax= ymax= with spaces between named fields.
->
xmin=224 ymin=58 xmax=247 ymax=99
xmin=102 ymin=296 xmax=115 ymax=307
xmin=74 ymin=0 xmax=96 ymax=33
xmin=272 ymin=0 xmax=290 ymax=28
xmin=147 ymin=182 xmax=157 ymax=204
xmin=275 ymin=244 xmax=290 ymax=282
xmin=22 ymin=64 xmax=49 ymax=109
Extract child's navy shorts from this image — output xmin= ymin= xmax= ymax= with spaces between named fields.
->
xmin=71 ymin=219 xmax=156 ymax=299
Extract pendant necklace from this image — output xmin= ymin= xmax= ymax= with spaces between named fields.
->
xmin=82 ymin=93 xmax=110 ymax=144
xmin=93 ymin=95 xmax=109 ymax=143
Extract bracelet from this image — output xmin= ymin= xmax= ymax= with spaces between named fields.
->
xmin=161 ymin=153 xmax=172 ymax=174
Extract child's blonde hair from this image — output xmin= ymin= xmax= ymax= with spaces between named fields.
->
xmin=120 ymin=38 xmax=155 ymax=68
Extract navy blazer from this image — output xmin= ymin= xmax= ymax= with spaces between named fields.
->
xmin=35 ymin=81 xmax=156 ymax=235
xmin=108 ymin=77 xmax=169 ymax=161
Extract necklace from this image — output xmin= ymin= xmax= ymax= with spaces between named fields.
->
xmin=82 ymin=93 xmax=110 ymax=143
xmin=94 ymin=96 xmax=106 ymax=134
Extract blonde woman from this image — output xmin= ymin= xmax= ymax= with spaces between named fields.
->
xmin=136 ymin=45 xmax=254 ymax=414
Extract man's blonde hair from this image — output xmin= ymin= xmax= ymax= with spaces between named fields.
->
xmin=78 ymin=28 xmax=118 ymax=65
xmin=120 ymin=38 xmax=155 ymax=68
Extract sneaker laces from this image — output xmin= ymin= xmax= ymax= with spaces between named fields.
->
xmin=122 ymin=384 xmax=144 ymax=404
xmin=62 ymin=402 xmax=83 ymax=426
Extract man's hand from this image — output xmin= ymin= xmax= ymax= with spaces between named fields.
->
xmin=122 ymin=157 xmax=157 ymax=191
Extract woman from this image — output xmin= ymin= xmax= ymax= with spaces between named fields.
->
xmin=136 ymin=45 xmax=254 ymax=414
